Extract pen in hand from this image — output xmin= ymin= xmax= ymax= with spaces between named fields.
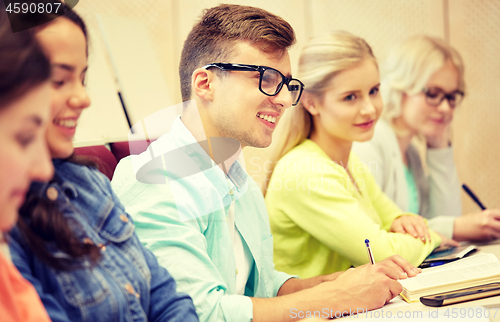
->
xmin=462 ymin=184 xmax=487 ymax=210
xmin=365 ymin=239 xmax=375 ymax=265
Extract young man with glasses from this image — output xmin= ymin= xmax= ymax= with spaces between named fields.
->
xmin=112 ymin=4 xmax=421 ymax=321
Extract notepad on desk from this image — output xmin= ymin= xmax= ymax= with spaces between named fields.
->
xmin=400 ymin=253 xmax=500 ymax=303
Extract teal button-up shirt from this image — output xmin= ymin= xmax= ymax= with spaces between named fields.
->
xmin=111 ymin=116 xmax=294 ymax=322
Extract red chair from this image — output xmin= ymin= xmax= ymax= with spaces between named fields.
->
xmin=74 ymin=145 xmax=118 ymax=181
xmin=109 ymin=140 xmax=156 ymax=163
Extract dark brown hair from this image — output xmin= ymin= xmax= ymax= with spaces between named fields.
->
xmin=179 ymin=4 xmax=296 ymax=102
xmin=0 ymin=6 xmax=50 ymax=108
xmin=18 ymin=156 xmax=101 ymax=271
xmin=15 ymin=1 xmax=101 ymax=271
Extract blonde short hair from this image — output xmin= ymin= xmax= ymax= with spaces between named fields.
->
xmin=382 ymin=35 xmax=465 ymax=122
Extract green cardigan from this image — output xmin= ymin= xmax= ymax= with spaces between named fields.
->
xmin=265 ymin=139 xmax=441 ymax=278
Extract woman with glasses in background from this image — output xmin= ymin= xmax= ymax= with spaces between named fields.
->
xmin=353 ymin=35 xmax=500 ymax=242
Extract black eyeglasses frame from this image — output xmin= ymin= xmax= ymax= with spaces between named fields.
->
xmin=202 ymin=63 xmax=304 ymax=106
xmin=422 ymin=87 xmax=465 ymax=108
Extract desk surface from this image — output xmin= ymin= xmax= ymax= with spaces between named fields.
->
xmin=346 ymin=241 xmax=500 ymax=321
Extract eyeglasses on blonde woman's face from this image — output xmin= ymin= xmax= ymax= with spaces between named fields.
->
xmin=401 ymin=60 xmax=460 ymax=137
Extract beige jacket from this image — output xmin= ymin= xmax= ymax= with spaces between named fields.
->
xmin=353 ymin=120 xmax=462 ymax=238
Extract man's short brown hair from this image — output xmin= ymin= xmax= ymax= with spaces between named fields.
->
xmin=179 ymin=4 xmax=296 ymax=102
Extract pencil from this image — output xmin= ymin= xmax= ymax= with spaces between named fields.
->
xmin=462 ymin=184 xmax=487 ymax=210
xmin=365 ymin=239 xmax=375 ymax=265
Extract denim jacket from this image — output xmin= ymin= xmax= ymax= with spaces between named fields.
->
xmin=9 ymin=160 xmax=199 ymax=322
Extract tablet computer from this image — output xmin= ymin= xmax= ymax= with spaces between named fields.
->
xmin=419 ymin=245 xmax=477 ymax=268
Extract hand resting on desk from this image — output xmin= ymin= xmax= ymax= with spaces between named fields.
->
xmin=390 ymin=215 xmax=431 ymax=243
xmin=390 ymin=215 xmax=460 ymax=248
xmin=454 ymin=209 xmax=500 ymax=241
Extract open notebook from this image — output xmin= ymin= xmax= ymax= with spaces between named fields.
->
xmin=400 ymin=253 xmax=500 ymax=303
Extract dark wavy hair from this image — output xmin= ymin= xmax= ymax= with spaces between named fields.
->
xmin=0 ymin=5 xmax=50 ymax=108
xmin=14 ymin=1 xmax=101 ymax=271
xmin=0 ymin=1 xmax=50 ymax=244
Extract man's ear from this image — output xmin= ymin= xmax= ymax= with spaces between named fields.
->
xmin=301 ymin=92 xmax=321 ymax=116
xmin=192 ymin=68 xmax=214 ymax=102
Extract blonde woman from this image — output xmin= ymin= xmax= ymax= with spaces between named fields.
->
xmin=352 ymin=36 xmax=500 ymax=241
xmin=265 ymin=31 xmax=453 ymax=279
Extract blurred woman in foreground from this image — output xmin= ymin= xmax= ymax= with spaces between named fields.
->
xmin=0 ymin=12 xmax=53 ymax=322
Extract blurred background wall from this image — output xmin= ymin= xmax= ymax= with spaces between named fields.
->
xmin=73 ymin=0 xmax=500 ymax=215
